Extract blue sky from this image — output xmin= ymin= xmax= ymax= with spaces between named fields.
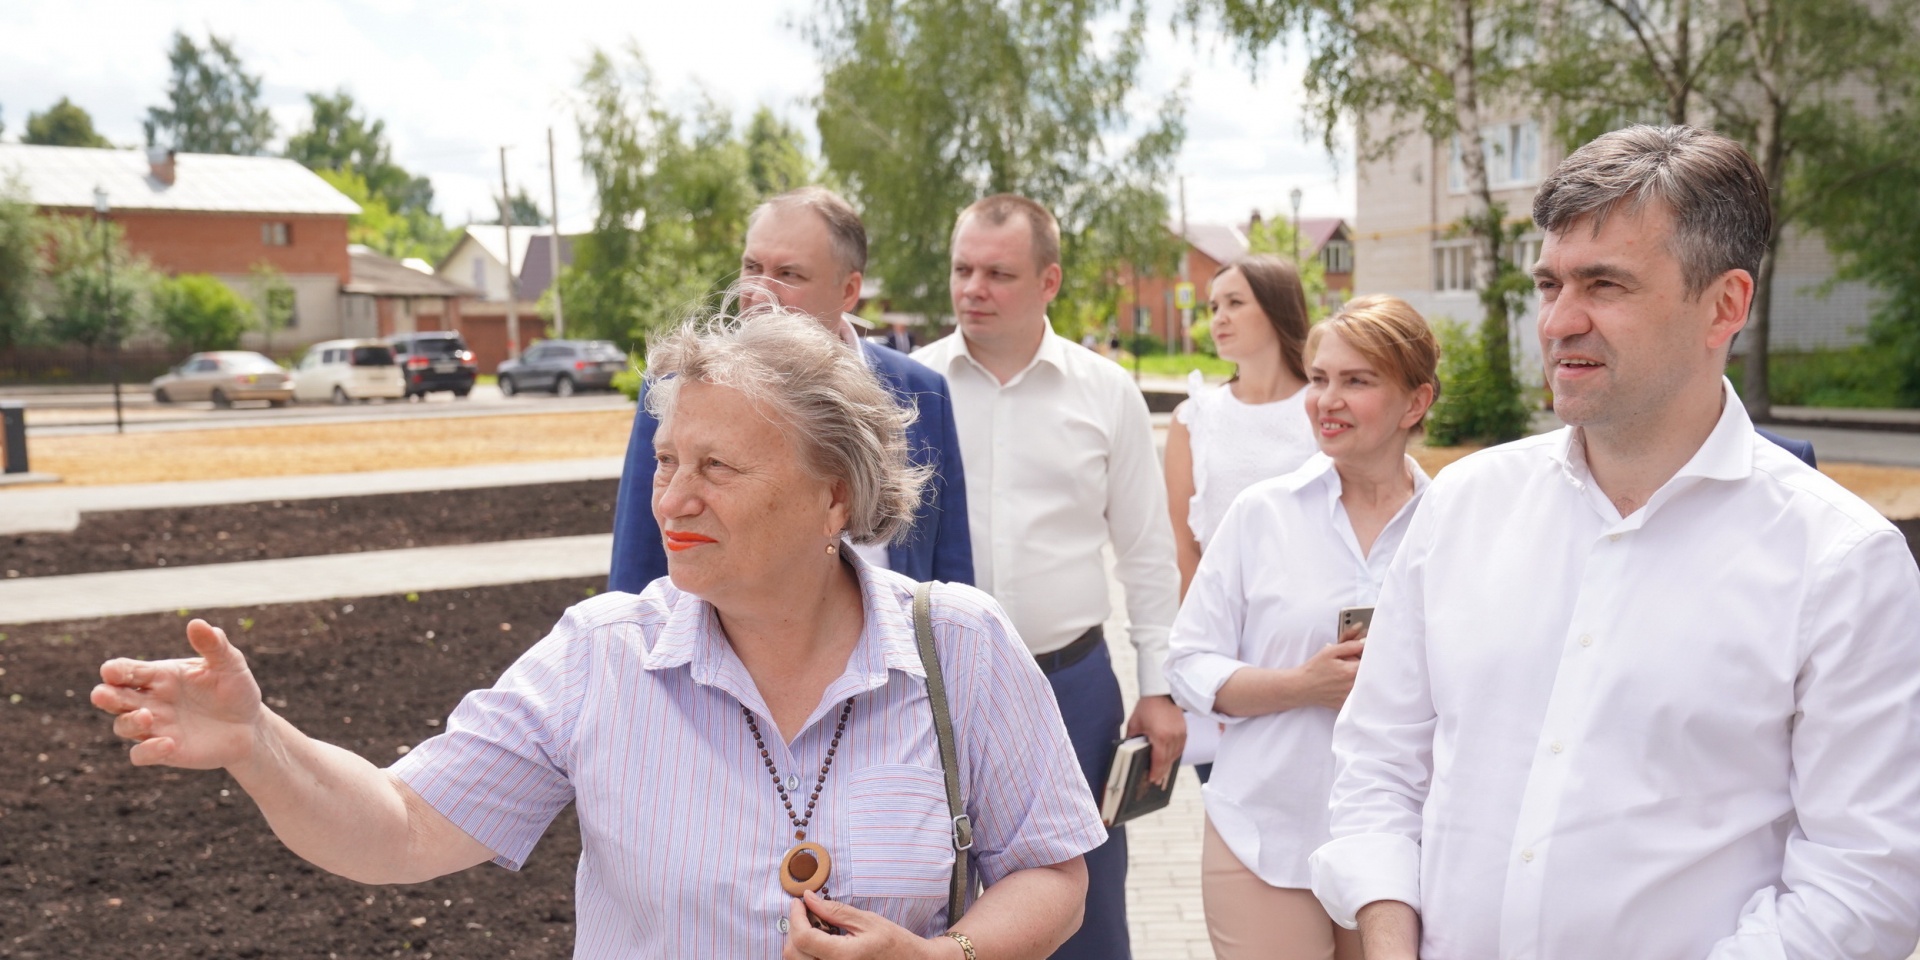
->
xmin=3 ymin=0 xmax=1356 ymax=229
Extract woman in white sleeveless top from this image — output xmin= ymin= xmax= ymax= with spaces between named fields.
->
xmin=1165 ymin=255 xmax=1319 ymax=589
xmin=1164 ymin=255 xmax=1319 ymax=776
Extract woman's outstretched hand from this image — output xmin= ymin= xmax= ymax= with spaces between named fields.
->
xmin=91 ymin=618 xmax=265 ymax=769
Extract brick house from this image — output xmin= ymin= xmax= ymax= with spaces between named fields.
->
xmin=1 ymin=143 xmax=362 ymax=353
xmin=1115 ymin=217 xmax=1356 ymax=349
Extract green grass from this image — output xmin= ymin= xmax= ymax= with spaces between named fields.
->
xmin=475 ymin=374 xmax=497 ymax=387
xmin=1120 ymin=352 xmax=1236 ymax=380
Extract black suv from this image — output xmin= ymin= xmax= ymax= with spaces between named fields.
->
xmin=388 ymin=332 xmax=478 ymax=399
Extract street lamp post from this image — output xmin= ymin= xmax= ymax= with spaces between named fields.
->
xmin=93 ymin=186 xmax=124 ymax=435
xmin=1289 ymin=186 xmax=1304 ymax=268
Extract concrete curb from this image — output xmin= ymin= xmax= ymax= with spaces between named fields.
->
xmin=0 ymin=533 xmax=613 ymax=625
xmin=0 ymin=456 xmax=625 ymax=535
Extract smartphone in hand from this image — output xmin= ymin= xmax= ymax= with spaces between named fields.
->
xmin=1338 ymin=606 xmax=1375 ymax=642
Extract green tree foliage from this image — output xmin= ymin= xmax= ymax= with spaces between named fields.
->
xmin=1534 ymin=0 xmax=1918 ymax=418
xmin=1188 ymin=0 xmax=1531 ymax=440
xmin=38 ymin=217 xmax=160 ymax=370
xmin=811 ymin=0 xmax=1187 ymax=328
xmin=23 ymin=97 xmax=112 ymax=148
xmin=561 ymin=47 xmax=803 ymax=346
xmin=745 ymin=107 xmax=814 ymax=197
xmin=249 ymin=262 xmax=297 ymax=357
xmin=316 ymin=168 xmax=456 ymax=262
xmin=285 ymin=90 xmax=437 ymax=215
xmin=144 ymin=30 xmax=276 ymax=154
xmin=1801 ymin=57 xmax=1920 ymax=406
xmin=0 ymin=184 xmax=41 ymax=350
xmin=1427 ymin=314 xmax=1532 ymax=445
xmin=156 ymin=274 xmax=255 ymax=351
xmin=482 ymin=186 xmax=550 ymax=226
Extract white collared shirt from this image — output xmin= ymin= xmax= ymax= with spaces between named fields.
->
xmin=1167 ymin=453 xmax=1429 ymax=888
xmin=1310 ymin=380 xmax=1920 ymax=960
xmin=915 ymin=327 xmax=1180 ymax=695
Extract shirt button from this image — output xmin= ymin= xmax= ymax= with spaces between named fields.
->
xmin=1609 ymin=533 xmax=1622 ymax=542
xmin=778 ymin=916 xmax=790 ymax=934
xmin=1579 ymin=634 xmax=1593 ymax=647
xmin=1521 ymin=849 xmax=1535 ymax=862
xmin=1550 ymin=741 xmax=1564 ymax=754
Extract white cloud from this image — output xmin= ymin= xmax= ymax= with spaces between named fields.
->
xmin=2 ymin=0 xmax=1354 ymax=234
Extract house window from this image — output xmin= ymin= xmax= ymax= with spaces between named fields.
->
xmin=471 ymin=257 xmax=487 ymax=297
xmin=1434 ymin=239 xmax=1477 ymax=292
xmin=1320 ymin=239 xmax=1354 ymax=275
xmin=262 ymin=222 xmax=292 ymax=246
xmin=1449 ymin=120 xmax=1542 ymax=193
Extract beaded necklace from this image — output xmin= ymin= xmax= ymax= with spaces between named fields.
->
xmin=744 ymin=697 xmax=854 ymax=932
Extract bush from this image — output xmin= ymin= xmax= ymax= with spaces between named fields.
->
xmin=157 ymin=274 xmax=254 ymax=351
xmin=1427 ymin=317 xmax=1532 ymax=447
xmin=1728 ymin=346 xmax=1908 ymax=409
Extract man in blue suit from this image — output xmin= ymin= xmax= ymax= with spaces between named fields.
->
xmin=608 ymin=187 xmax=973 ymax=592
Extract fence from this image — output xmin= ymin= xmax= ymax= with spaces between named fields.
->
xmin=0 ymin=344 xmax=181 ymax=385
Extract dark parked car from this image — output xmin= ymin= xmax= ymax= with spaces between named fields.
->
xmin=496 ymin=340 xmax=628 ymax=397
xmin=388 ymin=331 xmax=477 ymax=399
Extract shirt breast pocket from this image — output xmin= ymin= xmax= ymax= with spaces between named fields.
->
xmin=845 ymin=764 xmax=955 ymax=900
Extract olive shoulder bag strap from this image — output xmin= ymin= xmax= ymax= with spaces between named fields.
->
xmin=911 ymin=581 xmax=973 ymax=924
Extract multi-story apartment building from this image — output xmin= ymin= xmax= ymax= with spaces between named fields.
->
xmin=1352 ymin=114 xmax=1877 ymax=384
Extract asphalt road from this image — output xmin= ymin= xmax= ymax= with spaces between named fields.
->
xmin=16 ymin=385 xmax=633 ymax=437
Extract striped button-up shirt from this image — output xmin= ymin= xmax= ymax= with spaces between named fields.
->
xmin=392 ymin=559 xmax=1105 ymax=958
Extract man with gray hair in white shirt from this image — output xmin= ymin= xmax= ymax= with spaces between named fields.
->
xmin=1311 ymin=124 xmax=1920 ymax=960
xmin=915 ymin=193 xmax=1185 ymax=960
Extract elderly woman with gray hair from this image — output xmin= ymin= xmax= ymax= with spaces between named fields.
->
xmin=90 ymin=307 xmax=1106 ymax=960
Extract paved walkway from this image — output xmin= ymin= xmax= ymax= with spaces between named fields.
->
xmin=0 ymin=534 xmax=613 ymax=625
xmin=0 ymin=456 xmax=623 ymax=535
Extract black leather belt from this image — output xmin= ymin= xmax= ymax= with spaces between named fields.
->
xmin=1034 ymin=625 xmax=1104 ymax=675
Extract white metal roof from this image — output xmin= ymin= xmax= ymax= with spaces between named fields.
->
xmin=0 ymin=144 xmax=361 ymax=217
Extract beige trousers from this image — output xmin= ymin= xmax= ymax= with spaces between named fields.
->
xmin=1201 ymin=818 xmax=1364 ymax=960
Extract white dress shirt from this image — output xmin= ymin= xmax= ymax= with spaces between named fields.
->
xmin=1310 ymin=380 xmax=1920 ymax=960
xmin=1167 ymin=453 xmax=1429 ymax=888
xmin=915 ymin=326 xmax=1180 ymax=695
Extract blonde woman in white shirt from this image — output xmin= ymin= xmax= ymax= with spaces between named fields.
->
xmin=1165 ymin=295 xmax=1438 ymax=960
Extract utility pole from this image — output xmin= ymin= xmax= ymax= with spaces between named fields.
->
xmin=1178 ymin=175 xmax=1192 ymax=355
xmin=499 ymin=146 xmax=520 ymax=361
xmin=546 ymin=127 xmax=565 ymax=337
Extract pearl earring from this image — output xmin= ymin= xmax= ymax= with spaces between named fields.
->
xmin=826 ymin=542 xmax=838 ymax=555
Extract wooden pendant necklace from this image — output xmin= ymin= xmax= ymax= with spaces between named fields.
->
xmin=744 ymin=697 xmax=854 ymax=931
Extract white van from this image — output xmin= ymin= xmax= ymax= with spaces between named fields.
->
xmin=292 ymin=339 xmax=407 ymax=404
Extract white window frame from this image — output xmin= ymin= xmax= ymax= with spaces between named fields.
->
xmin=1449 ymin=120 xmax=1543 ymax=194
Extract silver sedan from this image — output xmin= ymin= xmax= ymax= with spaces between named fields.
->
xmin=150 ymin=352 xmax=294 ymax=407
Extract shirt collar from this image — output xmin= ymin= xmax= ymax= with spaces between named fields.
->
xmin=945 ymin=319 xmax=1067 ymax=385
xmin=1548 ymin=377 xmax=1754 ymax=525
xmin=641 ymin=550 xmax=926 ymax=692
xmin=1281 ymin=450 xmax=1434 ymax=497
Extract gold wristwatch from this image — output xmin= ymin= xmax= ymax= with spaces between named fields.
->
xmin=941 ymin=930 xmax=977 ymax=960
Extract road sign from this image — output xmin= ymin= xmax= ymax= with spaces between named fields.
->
xmin=1174 ymin=282 xmax=1195 ymax=310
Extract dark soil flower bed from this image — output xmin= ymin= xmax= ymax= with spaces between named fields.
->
xmin=2 ymin=480 xmax=617 ymax=579
xmin=0 ymin=577 xmax=602 ymax=958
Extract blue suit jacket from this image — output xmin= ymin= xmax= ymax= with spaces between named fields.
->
xmin=1757 ymin=427 xmax=1817 ymax=468
xmin=607 ymin=339 xmax=974 ymax=592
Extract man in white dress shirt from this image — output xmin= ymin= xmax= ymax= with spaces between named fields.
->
xmin=915 ymin=194 xmax=1184 ymax=960
xmin=1310 ymin=125 xmax=1920 ymax=960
